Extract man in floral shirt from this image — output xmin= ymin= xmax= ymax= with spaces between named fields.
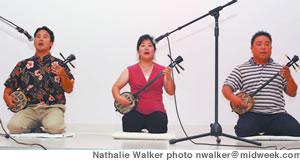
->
xmin=3 ymin=26 xmax=75 ymax=134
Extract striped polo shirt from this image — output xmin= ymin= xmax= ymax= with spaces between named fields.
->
xmin=223 ymin=57 xmax=287 ymax=114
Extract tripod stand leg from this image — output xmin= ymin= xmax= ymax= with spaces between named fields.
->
xmin=222 ymin=132 xmax=261 ymax=146
xmin=169 ymin=132 xmax=211 ymax=144
xmin=216 ymin=136 xmax=221 ymax=143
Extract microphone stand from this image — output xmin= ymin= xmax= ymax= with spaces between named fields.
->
xmin=155 ymin=0 xmax=261 ymax=146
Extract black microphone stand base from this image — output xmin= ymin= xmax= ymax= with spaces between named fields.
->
xmin=169 ymin=122 xmax=262 ymax=146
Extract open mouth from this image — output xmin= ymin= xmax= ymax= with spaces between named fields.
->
xmin=38 ymin=43 xmax=44 ymax=46
xmin=144 ymin=52 xmax=150 ymax=55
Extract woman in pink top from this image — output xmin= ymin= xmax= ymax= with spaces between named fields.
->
xmin=112 ymin=34 xmax=175 ymax=133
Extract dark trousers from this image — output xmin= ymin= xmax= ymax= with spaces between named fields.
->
xmin=235 ymin=112 xmax=300 ymax=137
xmin=122 ymin=110 xmax=168 ymax=133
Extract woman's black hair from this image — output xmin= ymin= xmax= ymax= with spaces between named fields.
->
xmin=136 ymin=34 xmax=156 ymax=51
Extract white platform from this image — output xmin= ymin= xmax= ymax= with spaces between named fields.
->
xmin=245 ymin=135 xmax=300 ymax=141
xmin=10 ymin=133 xmax=74 ymax=139
xmin=112 ymin=131 xmax=176 ymax=140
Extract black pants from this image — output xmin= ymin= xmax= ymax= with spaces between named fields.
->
xmin=122 ymin=110 xmax=168 ymax=133
xmin=235 ymin=112 xmax=300 ymax=137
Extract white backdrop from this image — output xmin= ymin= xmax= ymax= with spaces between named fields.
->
xmin=0 ymin=0 xmax=299 ymax=127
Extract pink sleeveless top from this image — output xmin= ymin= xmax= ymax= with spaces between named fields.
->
xmin=128 ymin=63 xmax=166 ymax=114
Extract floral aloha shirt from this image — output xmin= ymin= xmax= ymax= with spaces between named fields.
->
xmin=4 ymin=53 xmax=75 ymax=105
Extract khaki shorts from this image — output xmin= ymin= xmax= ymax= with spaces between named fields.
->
xmin=7 ymin=104 xmax=66 ymax=134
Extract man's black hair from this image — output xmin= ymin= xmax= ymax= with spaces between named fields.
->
xmin=251 ymin=31 xmax=272 ymax=46
xmin=34 ymin=26 xmax=55 ymax=42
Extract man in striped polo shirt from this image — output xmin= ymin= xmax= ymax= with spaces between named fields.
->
xmin=222 ymin=31 xmax=300 ymax=137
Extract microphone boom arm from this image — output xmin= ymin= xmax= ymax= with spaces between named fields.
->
xmin=154 ymin=0 xmax=237 ymax=43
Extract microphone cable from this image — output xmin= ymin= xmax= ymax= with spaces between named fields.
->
xmin=0 ymin=118 xmax=47 ymax=150
xmin=165 ymin=37 xmax=300 ymax=150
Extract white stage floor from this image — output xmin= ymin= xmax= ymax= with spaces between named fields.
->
xmin=0 ymin=124 xmax=299 ymax=150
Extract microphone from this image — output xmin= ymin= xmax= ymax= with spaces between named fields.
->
xmin=0 ymin=16 xmax=33 ymax=41
xmin=16 ymin=26 xmax=33 ymax=41
xmin=154 ymin=35 xmax=165 ymax=44
xmin=223 ymin=0 xmax=238 ymax=8
xmin=154 ymin=33 xmax=169 ymax=44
